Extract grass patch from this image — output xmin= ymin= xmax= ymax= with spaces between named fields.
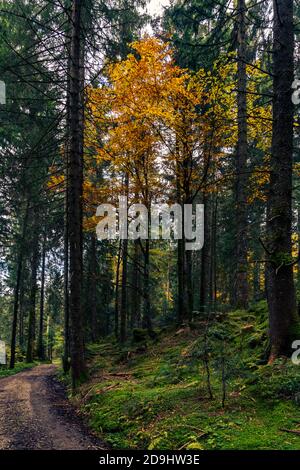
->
xmin=69 ymin=304 xmax=300 ymax=450
xmin=0 ymin=362 xmax=37 ymax=378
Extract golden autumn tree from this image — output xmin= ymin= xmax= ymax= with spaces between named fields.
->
xmin=85 ymin=37 xmax=271 ymax=327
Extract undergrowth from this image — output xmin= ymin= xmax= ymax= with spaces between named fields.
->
xmin=0 ymin=362 xmax=37 ymax=378
xmin=67 ymin=301 xmax=300 ymax=450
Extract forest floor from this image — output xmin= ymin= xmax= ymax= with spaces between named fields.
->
xmin=68 ymin=302 xmax=300 ymax=450
xmin=0 ymin=364 xmax=106 ymax=450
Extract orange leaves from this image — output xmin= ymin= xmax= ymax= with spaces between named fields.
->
xmin=83 ymin=37 xmax=272 ymax=229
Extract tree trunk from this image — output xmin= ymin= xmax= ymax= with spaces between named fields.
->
xmin=200 ymin=194 xmax=212 ymax=315
xmin=46 ymin=314 xmax=52 ymax=362
xmin=63 ymin=24 xmax=71 ymax=374
xmin=26 ymin=218 xmax=40 ymax=364
xmin=266 ymin=0 xmax=298 ymax=361
xmin=114 ymin=240 xmax=122 ymax=339
xmin=142 ymin=237 xmax=152 ymax=331
xmin=176 ymin=175 xmax=190 ymax=324
xmin=234 ymin=0 xmax=249 ymax=309
xmin=185 ymin=249 xmax=193 ymax=320
xmin=211 ymin=195 xmax=218 ymax=312
xmin=90 ymin=232 xmax=98 ymax=342
xmin=10 ymin=202 xmax=29 ymax=369
xmin=68 ymin=0 xmax=86 ymax=386
xmin=37 ymin=233 xmax=46 ymax=360
xmin=120 ymin=174 xmax=129 ymax=343
xmin=131 ymin=239 xmax=141 ymax=329
xmin=177 ymin=236 xmax=185 ymax=323
xmin=177 ymin=213 xmax=191 ymax=324
xmin=120 ymin=238 xmax=128 ymax=342
xmin=18 ymin=279 xmax=25 ymax=353
xmin=63 ymin=183 xmax=70 ymax=372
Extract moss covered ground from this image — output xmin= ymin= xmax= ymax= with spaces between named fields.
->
xmin=68 ymin=302 xmax=300 ymax=450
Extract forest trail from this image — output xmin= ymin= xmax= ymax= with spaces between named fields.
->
xmin=0 ymin=364 xmax=106 ymax=450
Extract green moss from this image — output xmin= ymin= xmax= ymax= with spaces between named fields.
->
xmin=72 ymin=302 xmax=300 ymax=450
xmin=250 ymin=361 xmax=300 ymax=400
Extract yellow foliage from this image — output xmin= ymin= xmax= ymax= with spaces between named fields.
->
xmin=83 ymin=37 xmax=272 ymax=229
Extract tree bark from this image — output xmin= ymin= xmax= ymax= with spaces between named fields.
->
xmin=120 ymin=174 xmax=129 ymax=342
xmin=200 ymin=194 xmax=212 ymax=315
xmin=176 ymin=165 xmax=190 ymax=324
xmin=234 ymin=0 xmax=249 ymax=309
xmin=142 ymin=237 xmax=152 ymax=331
xmin=211 ymin=195 xmax=218 ymax=311
xmin=10 ymin=201 xmax=29 ymax=369
xmin=185 ymin=249 xmax=193 ymax=319
xmin=26 ymin=216 xmax=40 ymax=364
xmin=266 ymin=0 xmax=298 ymax=361
xmin=63 ymin=20 xmax=71 ymax=374
xmin=68 ymin=0 xmax=86 ymax=386
xmin=131 ymin=239 xmax=141 ymax=329
xmin=18 ymin=279 xmax=25 ymax=353
xmin=114 ymin=240 xmax=122 ymax=339
xmin=90 ymin=232 xmax=98 ymax=342
xmin=177 ymin=236 xmax=184 ymax=323
xmin=63 ymin=181 xmax=70 ymax=372
xmin=120 ymin=239 xmax=128 ymax=342
xmin=37 ymin=233 xmax=46 ymax=360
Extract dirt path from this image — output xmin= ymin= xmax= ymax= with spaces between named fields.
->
xmin=0 ymin=364 xmax=106 ymax=450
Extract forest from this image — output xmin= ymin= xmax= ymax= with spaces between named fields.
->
xmin=1 ymin=0 xmax=300 ymax=453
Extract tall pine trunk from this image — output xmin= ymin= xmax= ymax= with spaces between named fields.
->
xmin=176 ymin=161 xmax=190 ymax=324
xmin=26 ymin=215 xmax=40 ymax=364
xmin=90 ymin=232 xmax=98 ymax=342
xmin=63 ymin=28 xmax=71 ymax=374
xmin=63 ymin=181 xmax=70 ymax=372
xmin=211 ymin=195 xmax=218 ymax=311
xmin=120 ymin=174 xmax=129 ymax=342
xmin=235 ymin=0 xmax=249 ymax=308
xmin=18 ymin=280 xmax=25 ymax=353
xmin=131 ymin=239 xmax=141 ymax=329
xmin=185 ymin=250 xmax=193 ymax=319
xmin=142 ymin=238 xmax=152 ymax=331
xmin=266 ymin=0 xmax=298 ymax=361
xmin=10 ymin=201 xmax=29 ymax=369
xmin=120 ymin=239 xmax=128 ymax=342
xmin=37 ymin=233 xmax=46 ymax=360
xmin=69 ymin=0 xmax=86 ymax=386
xmin=177 ymin=236 xmax=184 ymax=323
xmin=200 ymin=194 xmax=212 ymax=315
xmin=114 ymin=240 xmax=122 ymax=339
